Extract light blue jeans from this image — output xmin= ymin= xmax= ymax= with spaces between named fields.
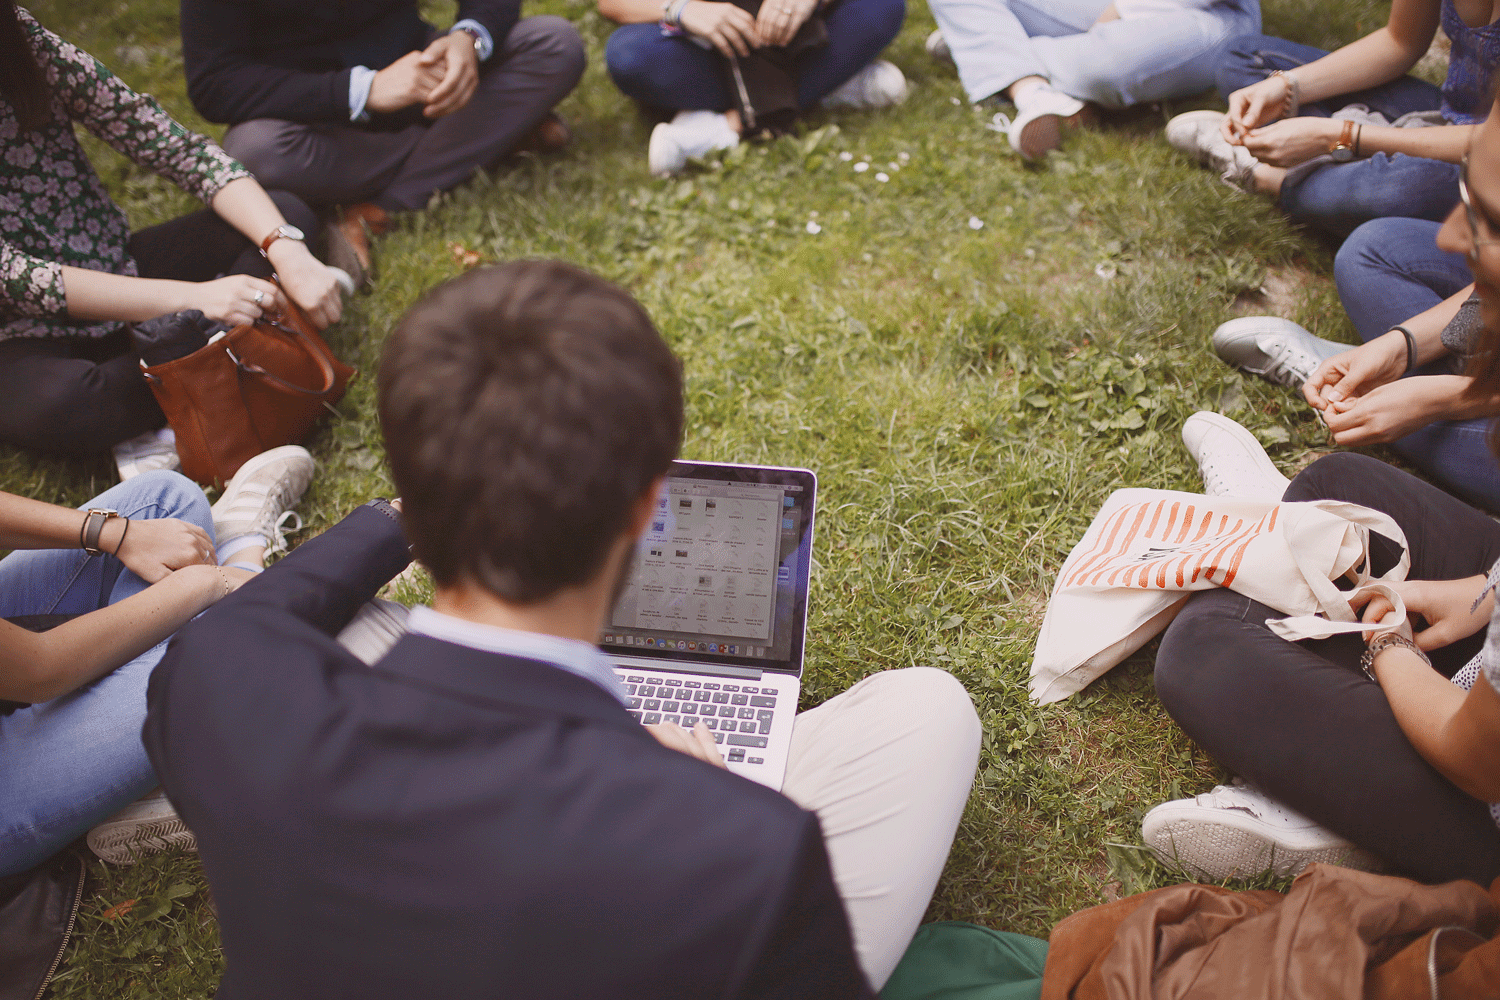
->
xmin=0 ymin=470 xmax=213 ymax=877
xmin=929 ymin=0 xmax=1260 ymax=107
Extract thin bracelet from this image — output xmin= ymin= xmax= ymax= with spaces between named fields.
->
xmin=216 ymin=566 xmax=231 ymax=599
xmin=1391 ymin=324 xmax=1418 ymax=375
xmin=111 ymin=517 xmax=130 ymax=556
xmin=1271 ymin=69 xmax=1300 ymax=119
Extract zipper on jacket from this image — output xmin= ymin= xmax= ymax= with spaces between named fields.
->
xmin=34 ymin=853 xmax=86 ymax=1000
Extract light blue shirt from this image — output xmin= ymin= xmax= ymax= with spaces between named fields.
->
xmin=347 ymin=20 xmax=494 ymax=122
xmin=405 ymin=605 xmax=629 ymax=706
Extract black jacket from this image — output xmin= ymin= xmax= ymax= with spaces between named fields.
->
xmin=179 ymin=0 xmax=520 ymax=124
xmin=143 ymin=504 xmax=872 ymax=999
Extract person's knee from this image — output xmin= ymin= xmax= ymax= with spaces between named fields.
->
xmin=1284 ymin=451 xmax=1384 ymax=503
xmin=848 ymin=0 xmax=906 ymax=51
xmin=884 ymin=667 xmax=981 ymax=750
xmin=509 ymin=15 xmax=587 ymax=87
xmin=221 ymin=120 xmax=308 ymax=192
xmin=605 ymin=27 xmax=655 ymax=95
xmin=1153 ymin=594 xmax=1248 ymax=725
xmin=1214 ymin=31 xmax=1271 ymax=94
xmin=125 ymin=469 xmax=211 ymax=527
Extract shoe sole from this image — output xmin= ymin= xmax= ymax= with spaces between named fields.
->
xmin=212 ymin=445 xmax=313 ymax=521
xmin=87 ymin=816 xmax=197 ymax=865
xmin=323 ymin=220 xmax=369 ymax=290
xmin=1144 ymin=812 xmax=1379 ymax=880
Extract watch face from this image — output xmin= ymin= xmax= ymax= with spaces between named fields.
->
xmin=1330 ymin=147 xmax=1353 ymax=162
xmin=280 ymin=225 xmax=305 ymax=241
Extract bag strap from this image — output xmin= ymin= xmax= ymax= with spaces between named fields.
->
xmin=227 ymin=319 xmax=338 ymax=398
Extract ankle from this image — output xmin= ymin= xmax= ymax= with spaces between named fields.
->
xmin=1007 ymin=76 xmax=1049 ymax=104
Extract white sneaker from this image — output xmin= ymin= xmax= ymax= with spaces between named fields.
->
xmin=1181 ymin=411 xmax=1291 ymax=502
xmin=925 ymin=28 xmax=952 ymax=63
xmin=1143 ymin=780 xmax=1381 ymax=879
xmin=113 ymin=428 xmax=179 ymax=481
xmin=86 ymin=788 xmax=196 ymax=865
xmin=647 ymin=110 xmax=740 ymax=178
xmin=822 ymin=60 xmax=908 ymax=110
xmin=1213 ymin=316 xmax=1350 ymax=388
xmin=211 ymin=445 xmax=314 ymax=555
xmin=998 ymin=82 xmax=1085 ymax=160
xmin=1165 ymin=109 xmax=1258 ymax=192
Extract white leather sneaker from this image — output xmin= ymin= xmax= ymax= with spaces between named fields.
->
xmin=822 ymin=60 xmax=908 ymax=110
xmin=212 ymin=445 xmax=314 ymax=555
xmin=112 ymin=428 xmax=179 ymax=482
xmin=1000 ymin=83 xmax=1085 ymax=160
xmin=1143 ymin=780 xmax=1381 ymax=879
xmin=1181 ymin=411 xmax=1291 ymax=502
xmin=86 ymin=788 xmax=196 ymax=865
xmin=647 ymin=110 xmax=740 ymax=178
xmin=1213 ymin=316 xmax=1350 ymax=388
xmin=1165 ymin=109 xmax=1258 ymax=192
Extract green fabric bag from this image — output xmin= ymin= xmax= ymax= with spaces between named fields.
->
xmin=880 ymin=921 xmax=1048 ymax=1000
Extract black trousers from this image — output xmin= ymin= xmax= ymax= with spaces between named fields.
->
xmin=1155 ymin=452 xmax=1500 ymax=885
xmin=0 ymin=191 xmax=317 ymax=457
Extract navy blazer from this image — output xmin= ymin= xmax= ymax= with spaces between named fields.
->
xmin=180 ymin=0 xmax=521 ymax=125
xmin=144 ymin=505 xmax=871 ymax=999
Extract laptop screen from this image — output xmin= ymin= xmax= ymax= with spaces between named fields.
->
xmin=601 ymin=461 xmax=816 ymax=673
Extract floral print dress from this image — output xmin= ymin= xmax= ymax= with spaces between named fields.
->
xmin=0 ymin=7 xmax=248 ymax=341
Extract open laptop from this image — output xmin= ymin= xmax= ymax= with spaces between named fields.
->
xmin=600 ymin=460 xmax=817 ymax=790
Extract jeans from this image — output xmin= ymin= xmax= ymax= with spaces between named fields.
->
xmin=0 ymin=471 xmax=213 ymax=877
xmin=225 ymin=18 xmax=586 ymax=211
xmin=605 ymin=0 xmax=906 ymax=112
xmin=929 ymin=0 xmax=1260 ymax=107
xmin=1155 ymin=452 xmax=1500 ymax=885
xmin=1332 ymin=217 xmax=1500 ymax=511
xmin=0 ymin=189 xmax=317 ymax=457
xmin=1217 ymin=34 xmax=1460 ymax=242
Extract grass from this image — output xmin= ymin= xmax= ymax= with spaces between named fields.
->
xmin=22 ymin=0 xmax=1401 ymax=993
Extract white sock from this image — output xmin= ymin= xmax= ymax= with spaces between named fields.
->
xmin=1010 ymin=78 xmax=1049 ymax=105
xmin=216 ymin=534 xmax=267 ymax=565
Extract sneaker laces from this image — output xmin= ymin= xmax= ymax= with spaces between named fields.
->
xmin=264 ymin=509 xmax=303 ymax=555
xmin=1257 ymin=336 xmax=1324 ymax=386
xmin=986 ymin=111 xmax=1013 ymax=136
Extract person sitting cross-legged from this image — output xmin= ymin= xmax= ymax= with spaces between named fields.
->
xmin=179 ymin=0 xmax=587 ymax=282
xmin=143 ymin=260 xmax=981 ymax=998
xmin=926 ymin=0 xmax=1260 ymax=160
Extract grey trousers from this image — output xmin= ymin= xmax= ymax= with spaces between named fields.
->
xmin=222 ymin=16 xmax=585 ymax=211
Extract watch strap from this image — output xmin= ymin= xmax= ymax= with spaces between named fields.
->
xmin=259 ymin=225 xmax=303 ymax=257
xmin=81 ymin=509 xmax=119 ymax=557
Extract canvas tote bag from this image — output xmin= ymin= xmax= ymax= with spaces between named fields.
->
xmin=1029 ymin=489 xmax=1411 ymax=704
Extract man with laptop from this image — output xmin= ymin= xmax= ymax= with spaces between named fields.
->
xmin=143 ymin=261 xmax=980 ymax=998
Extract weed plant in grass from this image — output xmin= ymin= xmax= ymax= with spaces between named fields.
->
xmin=23 ymin=0 xmax=1392 ymax=994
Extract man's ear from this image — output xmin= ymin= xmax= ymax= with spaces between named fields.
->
xmin=624 ymin=476 xmax=665 ymax=541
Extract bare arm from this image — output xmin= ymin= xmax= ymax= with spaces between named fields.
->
xmin=1370 ymin=646 xmax=1500 ymax=800
xmin=0 ymin=564 xmax=248 ymax=704
xmin=1225 ymin=0 xmax=1439 ymax=137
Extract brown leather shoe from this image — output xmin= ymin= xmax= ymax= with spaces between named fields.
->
xmin=516 ymin=112 xmax=571 ymax=155
xmin=322 ymin=203 xmax=390 ymax=289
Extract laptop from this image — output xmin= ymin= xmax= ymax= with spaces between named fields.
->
xmin=600 ymin=460 xmax=817 ymax=790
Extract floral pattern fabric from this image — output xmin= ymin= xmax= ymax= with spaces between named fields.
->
xmin=0 ymin=7 xmax=248 ymax=340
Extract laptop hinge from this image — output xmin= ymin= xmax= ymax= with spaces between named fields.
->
xmin=608 ymin=654 xmax=763 ymax=680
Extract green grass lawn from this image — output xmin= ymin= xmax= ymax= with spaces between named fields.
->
xmin=22 ymin=0 xmax=1406 ymax=994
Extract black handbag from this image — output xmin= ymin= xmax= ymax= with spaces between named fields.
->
xmin=0 ymin=851 xmax=86 ymax=1000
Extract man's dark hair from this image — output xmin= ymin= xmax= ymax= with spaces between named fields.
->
xmin=1 ymin=1 xmax=53 ymax=134
xmin=379 ymin=260 xmax=684 ymax=602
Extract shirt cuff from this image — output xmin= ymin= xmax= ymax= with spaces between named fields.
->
xmin=450 ymin=19 xmax=493 ymax=62
xmin=348 ymin=65 xmax=377 ymax=122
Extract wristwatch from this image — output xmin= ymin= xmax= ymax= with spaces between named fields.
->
xmin=259 ymin=224 xmax=305 ymax=258
xmin=1329 ymin=120 xmax=1357 ymax=162
xmin=1359 ymin=631 xmax=1430 ymax=683
xmin=80 ymin=508 xmax=120 ymax=557
xmin=454 ymin=24 xmax=483 ymax=51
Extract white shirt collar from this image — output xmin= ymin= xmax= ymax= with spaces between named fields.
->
xmin=405 ymin=606 xmax=628 ymax=706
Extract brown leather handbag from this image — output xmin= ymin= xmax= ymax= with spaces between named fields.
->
xmin=141 ymin=296 xmax=355 ymax=487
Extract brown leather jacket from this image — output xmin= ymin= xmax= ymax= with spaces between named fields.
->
xmin=1042 ymin=864 xmax=1500 ymax=999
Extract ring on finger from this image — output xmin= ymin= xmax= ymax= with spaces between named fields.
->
xmin=253 ymin=289 xmax=265 ymax=306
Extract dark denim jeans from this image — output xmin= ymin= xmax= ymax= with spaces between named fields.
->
xmin=605 ymin=0 xmax=906 ymax=112
xmin=1333 ymin=217 xmax=1500 ymax=512
xmin=1216 ymin=33 xmax=1460 ymax=243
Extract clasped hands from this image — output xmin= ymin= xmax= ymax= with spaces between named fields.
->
xmin=1355 ymin=576 xmax=1492 ymax=656
xmin=1220 ymin=75 xmax=1344 ymax=168
xmin=368 ymin=31 xmax=480 ymax=120
xmin=678 ymin=0 xmax=819 ymax=59
xmin=98 ymin=516 xmax=256 ymax=594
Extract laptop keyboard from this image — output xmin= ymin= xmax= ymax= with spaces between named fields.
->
xmin=620 ymin=676 xmax=778 ymax=763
